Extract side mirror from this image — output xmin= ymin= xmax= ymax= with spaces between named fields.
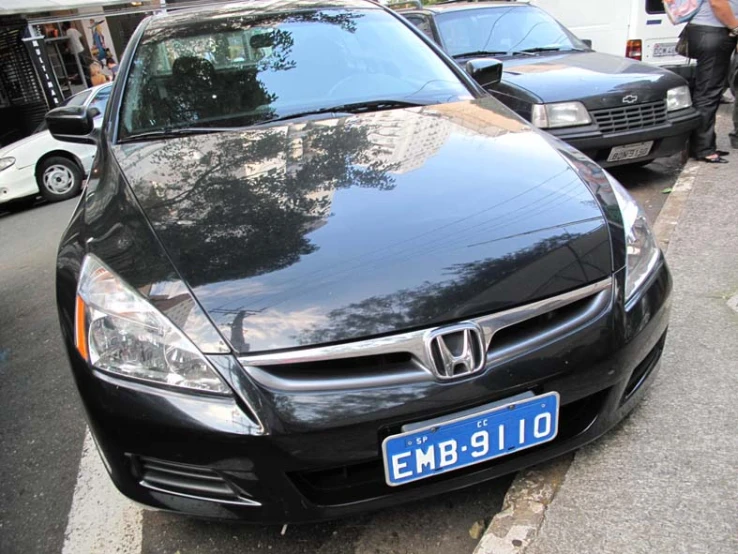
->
xmin=465 ymin=58 xmax=503 ymax=88
xmin=582 ymin=39 xmax=593 ymax=48
xmin=46 ymin=105 xmax=97 ymax=145
xmin=88 ymin=106 xmax=101 ymax=118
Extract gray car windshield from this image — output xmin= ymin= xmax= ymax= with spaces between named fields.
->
xmin=436 ymin=6 xmax=586 ymax=58
xmin=119 ymin=8 xmax=472 ymax=139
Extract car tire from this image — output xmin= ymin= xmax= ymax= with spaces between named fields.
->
xmin=36 ymin=156 xmax=83 ymax=202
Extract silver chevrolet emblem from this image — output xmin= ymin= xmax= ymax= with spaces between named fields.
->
xmin=622 ymin=94 xmax=638 ymax=104
xmin=425 ymin=322 xmax=485 ymax=379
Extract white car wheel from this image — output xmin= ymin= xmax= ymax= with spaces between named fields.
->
xmin=36 ymin=156 xmax=83 ymax=202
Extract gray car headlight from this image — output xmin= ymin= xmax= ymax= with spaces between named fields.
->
xmin=666 ymin=85 xmax=692 ymax=111
xmin=607 ymin=173 xmax=660 ymax=301
xmin=0 ymin=157 xmax=15 ymax=172
xmin=531 ymin=102 xmax=592 ymax=129
xmin=74 ymin=254 xmax=230 ymax=394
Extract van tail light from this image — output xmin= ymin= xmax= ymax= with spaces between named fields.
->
xmin=626 ymin=39 xmax=642 ymax=60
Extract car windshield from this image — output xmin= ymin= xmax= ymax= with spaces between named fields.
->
xmin=119 ymin=8 xmax=472 ymax=139
xmin=34 ymin=89 xmax=93 ymax=133
xmin=435 ymin=6 xmax=586 ymax=58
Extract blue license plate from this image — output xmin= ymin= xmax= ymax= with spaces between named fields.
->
xmin=382 ymin=392 xmax=559 ymax=486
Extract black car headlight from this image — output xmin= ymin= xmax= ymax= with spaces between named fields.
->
xmin=74 ymin=254 xmax=230 ymax=394
xmin=607 ymin=172 xmax=660 ymax=302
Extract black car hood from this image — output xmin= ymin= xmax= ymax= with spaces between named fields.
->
xmin=501 ymin=51 xmax=686 ymax=106
xmin=112 ymin=98 xmax=612 ymax=353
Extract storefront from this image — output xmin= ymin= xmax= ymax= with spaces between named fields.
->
xmin=0 ymin=1 xmax=162 ymax=146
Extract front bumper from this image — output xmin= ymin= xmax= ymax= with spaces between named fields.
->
xmin=66 ymin=261 xmax=672 ymax=523
xmin=0 ymin=164 xmax=38 ymax=204
xmin=549 ymin=108 xmax=700 ymax=167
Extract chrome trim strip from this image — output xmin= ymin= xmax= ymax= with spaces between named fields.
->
xmin=484 ymin=286 xmax=611 ymax=367
xmin=239 ymin=330 xmax=430 ymax=370
xmin=244 ymin=364 xmax=430 ymax=393
xmin=476 ymin=278 xmax=612 ymax=351
xmin=238 ymin=277 xmax=613 ymax=391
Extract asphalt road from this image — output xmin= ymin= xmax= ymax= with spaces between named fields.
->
xmin=0 ymin=199 xmax=84 ymax=554
xmin=0 ymin=153 xmax=684 ymax=554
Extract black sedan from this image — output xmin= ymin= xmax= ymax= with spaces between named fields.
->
xmin=399 ymin=1 xmax=701 ymax=167
xmin=48 ymin=0 xmax=670 ymax=522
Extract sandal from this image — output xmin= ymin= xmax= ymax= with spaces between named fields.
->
xmin=699 ymin=154 xmax=729 ymax=164
xmin=716 ymin=150 xmax=730 ymax=156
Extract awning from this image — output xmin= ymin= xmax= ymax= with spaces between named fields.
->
xmin=0 ymin=0 xmax=140 ymax=16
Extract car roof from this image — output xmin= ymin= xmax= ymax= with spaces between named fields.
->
xmin=148 ymin=0 xmax=380 ymax=29
xmin=401 ymin=1 xmax=529 ymax=14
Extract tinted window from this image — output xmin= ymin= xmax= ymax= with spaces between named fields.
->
xmin=646 ymin=0 xmax=665 ymax=14
xmin=119 ymin=9 xmax=472 ymax=138
xmin=435 ymin=6 xmax=585 ymax=57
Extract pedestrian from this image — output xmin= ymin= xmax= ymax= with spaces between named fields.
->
xmin=63 ymin=22 xmax=85 ymax=59
xmin=89 ymin=61 xmax=108 ymax=86
xmin=687 ymin=0 xmax=738 ymax=163
xmin=105 ymin=57 xmax=118 ymax=79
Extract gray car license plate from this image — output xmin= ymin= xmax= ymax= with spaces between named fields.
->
xmin=607 ymin=141 xmax=654 ymax=162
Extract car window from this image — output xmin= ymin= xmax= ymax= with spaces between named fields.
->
xmin=35 ymin=89 xmax=93 ymax=133
xmin=119 ymin=8 xmax=473 ymax=138
xmin=89 ymin=86 xmax=112 ymax=116
xmin=435 ymin=6 xmax=585 ymax=57
xmin=404 ymin=14 xmax=435 ymax=40
xmin=645 ymin=0 xmax=665 ymax=14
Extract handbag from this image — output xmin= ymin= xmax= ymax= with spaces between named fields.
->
xmin=676 ymin=27 xmax=690 ymax=58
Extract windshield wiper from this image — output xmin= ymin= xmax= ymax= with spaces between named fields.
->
xmin=121 ymin=127 xmax=220 ymax=143
xmin=123 ymin=101 xmax=428 ymax=139
xmin=257 ymin=100 xmax=427 ymax=125
xmin=513 ymin=46 xmax=568 ymax=54
xmin=453 ymin=50 xmax=509 ymax=58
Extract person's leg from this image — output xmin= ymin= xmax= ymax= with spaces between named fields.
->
xmin=732 ymin=57 xmax=738 ymax=147
xmin=689 ymin=26 xmax=736 ymax=159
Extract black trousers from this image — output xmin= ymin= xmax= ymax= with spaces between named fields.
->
xmin=688 ymin=24 xmax=737 ymax=158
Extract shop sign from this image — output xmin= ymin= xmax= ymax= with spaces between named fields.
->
xmin=22 ymin=36 xmax=63 ymax=109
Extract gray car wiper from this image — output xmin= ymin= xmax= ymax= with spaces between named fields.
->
xmin=121 ymin=127 xmax=220 ymax=143
xmin=453 ymin=50 xmax=509 ymax=59
xmin=513 ymin=46 xmax=568 ymax=54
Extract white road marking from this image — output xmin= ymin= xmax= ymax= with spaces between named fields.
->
xmin=62 ymin=429 xmax=143 ymax=554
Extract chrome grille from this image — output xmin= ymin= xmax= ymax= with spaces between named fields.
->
xmin=238 ymin=278 xmax=613 ymax=392
xmin=591 ymin=101 xmax=668 ymax=134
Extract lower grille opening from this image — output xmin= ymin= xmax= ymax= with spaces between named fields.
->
xmin=130 ymin=456 xmax=257 ymax=505
xmin=289 ymin=389 xmax=609 ymax=506
xmin=621 ymin=332 xmax=667 ymax=404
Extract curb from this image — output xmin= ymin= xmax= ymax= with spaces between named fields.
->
xmin=473 ymin=159 xmax=700 ymax=554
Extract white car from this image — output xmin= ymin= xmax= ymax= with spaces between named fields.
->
xmin=0 ymin=84 xmax=111 ymax=211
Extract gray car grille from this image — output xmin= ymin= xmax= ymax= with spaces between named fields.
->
xmin=591 ymin=100 xmax=668 ymax=134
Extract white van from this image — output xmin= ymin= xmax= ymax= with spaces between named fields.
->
xmin=531 ymin=0 xmax=694 ymax=82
